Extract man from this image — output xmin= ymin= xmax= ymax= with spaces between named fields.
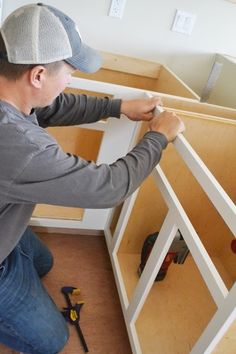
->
xmin=0 ymin=3 xmax=184 ymax=354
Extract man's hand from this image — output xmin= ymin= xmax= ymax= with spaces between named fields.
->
xmin=149 ymin=111 xmax=185 ymax=142
xmin=120 ymin=96 xmax=163 ymax=121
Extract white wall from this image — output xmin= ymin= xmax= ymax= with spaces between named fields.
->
xmin=2 ymin=0 xmax=236 ymax=96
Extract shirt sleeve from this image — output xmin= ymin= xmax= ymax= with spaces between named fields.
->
xmin=35 ymin=93 xmax=121 ymax=128
xmin=9 ymin=131 xmax=168 ymax=209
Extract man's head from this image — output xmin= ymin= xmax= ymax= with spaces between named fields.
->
xmin=0 ymin=3 xmax=102 ymax=75
xmin=0 ymin=33 xmax=64 ymax=80
xmin=0 ymin=3 xmax=102 ymax=112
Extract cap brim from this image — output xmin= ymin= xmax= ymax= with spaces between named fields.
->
xmin=65 ymin=43 xmax=102 ymax=73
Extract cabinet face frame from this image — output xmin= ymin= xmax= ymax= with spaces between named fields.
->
xmin=30 ymin=79 xmax=142 ymax=230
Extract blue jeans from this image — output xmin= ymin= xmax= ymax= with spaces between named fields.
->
xmin=0 ymin=227 xmax=69 ymax=354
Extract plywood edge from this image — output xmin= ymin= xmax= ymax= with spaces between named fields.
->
xmin=162 ymin=106 xmax=236 ymax=125
xmin=213 ymin=320 xmax=236 ymax=353
xmin=100 ymin=51 xmax=162 ymax=78
xmin=158 ymin=94 xmax=236 ymax=120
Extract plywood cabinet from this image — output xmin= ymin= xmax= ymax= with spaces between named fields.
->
xmin=75 ymin=52 xmax=200 ymax=100
xmin=111 ymin=112 xmax=235 ymax=353
xmin=30 ymin=52 xmax=236 ymax=353
xmin=31 ymin=52 xmax=202 ymax=229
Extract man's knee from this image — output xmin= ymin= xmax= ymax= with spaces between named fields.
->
xmin=37 ymin=251 xmax=54 ymax=278
xmin=49 ymin=326 xmax=69 ymax=354
xmin=39 ymin=323 xmax=69 ymax=354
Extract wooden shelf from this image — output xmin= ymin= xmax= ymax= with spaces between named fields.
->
xmin=33 ymin=204 xmax=84 ymax=220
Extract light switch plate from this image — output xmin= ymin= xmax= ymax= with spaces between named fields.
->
xmin=171 ymin=10 xmax=196 ymax=35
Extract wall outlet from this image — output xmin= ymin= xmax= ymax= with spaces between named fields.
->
xmin=108 ymin=0 xmax=127 ymax=19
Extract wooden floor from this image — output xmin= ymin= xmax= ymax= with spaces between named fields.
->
xmin=0 ymin=232 xmax=132 ymax=354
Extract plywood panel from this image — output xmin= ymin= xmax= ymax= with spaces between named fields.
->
xmin=46 ymin=126 xmax=103 ymax=161
xmin=101 ymin=51 xmax=162 ymax=78
xmin=64 ymin=86 xmax=113 ymax=98
xmin=118 ymin=114 xmax=236 ymax=282
xmin=69 ymin=52 xmax=236 ymax=120
xmin=118 ymin=176 xmax=168 ymax=254
xmin=73 ymin=51 xmax=199 ymax=99
xmin=213 ymin=320 xmax=236 ymax=354
xmin=160 ymin=98 xmax=236 ymax=120
xmin=70 ymin=69 xmax=236 ymax=121
xmin=74 ymin=69 xmax=158 ymax=91
xmin=156 ymin=66 xmax=199 ymax=99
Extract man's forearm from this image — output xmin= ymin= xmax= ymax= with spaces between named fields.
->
xmin=36 ymin=93 xmax=122 ymax=128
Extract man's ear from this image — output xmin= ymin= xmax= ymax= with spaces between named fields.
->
xmin=29 ymin=65 xmax=46 ymax=89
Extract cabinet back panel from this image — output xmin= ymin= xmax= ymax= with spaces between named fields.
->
xmin=75 ymin=69 xmax=158 ymax=91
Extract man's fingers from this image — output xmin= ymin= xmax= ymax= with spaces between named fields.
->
xmin=142 ymin=112 xmax=154 ymax=121
xmin=150 ymin=97 xmax=163 ymax=109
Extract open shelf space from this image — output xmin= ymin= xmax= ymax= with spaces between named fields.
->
xmin=33 ymin=126 xmax=104 ymax=221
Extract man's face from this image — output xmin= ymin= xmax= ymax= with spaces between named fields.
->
xmin=38 ymin=62 xmax=75 ymax=107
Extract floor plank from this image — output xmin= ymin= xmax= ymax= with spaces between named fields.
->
xmin=0 ymin=232 xmax=132 ymax=354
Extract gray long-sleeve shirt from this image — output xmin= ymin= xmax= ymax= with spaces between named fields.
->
xmin=0 ymin=94 xmax=167 ymax=263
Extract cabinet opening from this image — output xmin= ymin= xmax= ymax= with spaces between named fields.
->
xmin=135 ymin=254 xmax=217 ymax=354
xmin=33 ymin=127 xmax=104 ymax=221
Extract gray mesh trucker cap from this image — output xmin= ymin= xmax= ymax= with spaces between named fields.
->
xmin=0 ymin=3 xmax=102 ymax=72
